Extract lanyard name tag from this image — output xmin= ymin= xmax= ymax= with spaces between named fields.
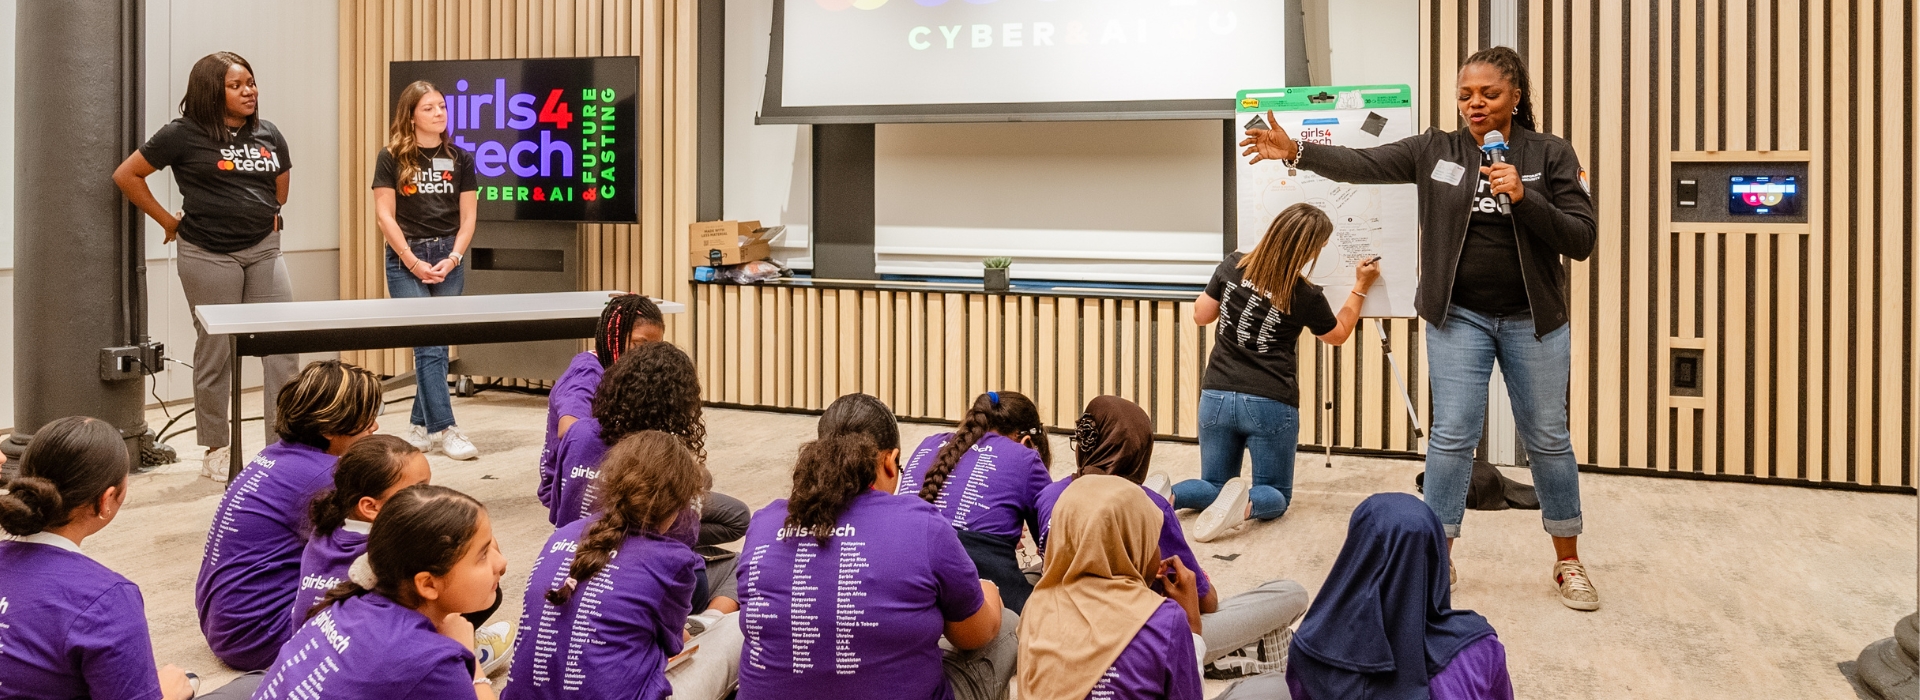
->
xmin=432 ymin=157 xmax=455 ymax=172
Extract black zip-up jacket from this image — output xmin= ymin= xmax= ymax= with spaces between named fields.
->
xmin=1294 ymin=126 xmax=1596 ymax=337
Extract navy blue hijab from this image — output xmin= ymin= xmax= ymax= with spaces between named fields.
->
xmin=1289 ymin=493 xmax=1496 ymax=700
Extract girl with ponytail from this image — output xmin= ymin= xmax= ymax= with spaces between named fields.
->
xmin=734 ymin=430 xmax=1016 ymax=700
xmin=505 ymin=431 xmax=737 ymax=700
xmin=1241 ymin=44 xmax=1603 ymax=611
xmin=293 ymin=435 xmax=430 ymax=626
xmin=254 ymin=484 xmax=507 ymax=700
xmin=897 ymin=391 xmax=1054 ymax=613
xmin=0 ymin=417 xmax=195 ymax=700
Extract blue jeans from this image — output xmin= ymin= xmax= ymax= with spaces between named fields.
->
xmin=1424 ymin=305 xmax=1583 ymax=538
xmin=1172 ymin=390 xmax=1299 ymax=520
xmin=384 ymin=236 xmax=466 ymax=432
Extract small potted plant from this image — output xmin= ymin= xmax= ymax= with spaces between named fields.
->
xmin=982 ymin=257 xmax=1012 ymax=292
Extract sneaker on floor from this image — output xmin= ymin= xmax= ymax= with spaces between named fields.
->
xmin=404 ymin=424 xmax=434 ymax=452
xmin=1203 ymin=626 xmax=1293 ymax=680
xmin=474 ymin=621 xmax=513 ymax=676
xmin=1192 ymin=477 xmax=1251 ymax=543
xmin=437 ymin=426 xmax=479 ymax=461
xmin=1143 ymin=472 xmax=1173 ymax=504
xmin=201 ymin=446 xmax=230 ymax=483
xmin=1553 ymin=558 xmax=1600 ymax=611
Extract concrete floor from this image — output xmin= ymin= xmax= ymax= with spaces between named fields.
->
xmin=106 ymin=389 xmax=1914 ymax=699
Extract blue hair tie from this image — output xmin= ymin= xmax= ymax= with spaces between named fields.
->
xmin=987 ymin=391 xmax=1000 ymax=407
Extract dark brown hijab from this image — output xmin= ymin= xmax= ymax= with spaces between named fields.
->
xmin=1071 ymin=396 xmax=1154 ymax=483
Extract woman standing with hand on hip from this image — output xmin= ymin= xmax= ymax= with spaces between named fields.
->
xmin=114 ymin=51 xmax=297 ymax=481
xmin=1241 ymin=46 xmax=1601 ymax=610
xmin=374 ymin=80 xmax=480 ymax=461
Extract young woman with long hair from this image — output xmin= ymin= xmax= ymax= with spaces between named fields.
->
xmin=193 ymin=359 xmax=384 ymax=671
xmin=252 ymin=485 xmax=508 ymax=700
xmin=114 ymin=51 xmax=297 ymax=479
xmin=734 ymin=432 xmax=1015 ymax=700
xmin=506 ymin=431 xmax=739 ymax=700
xmin=1242 ymin=45 xmax=1601 ymax=610
xmin=1174 ymin=202 xmax=1378 ymax=543
xmin=897 ymin=390 xmax=1054 ymax=613
xmin=0 ymin=417 xmax=195 ymax=700
xmin=1033 ymin=396 xmax=1310 ymax=681
xmin=374 ymin=80 xmax=482 ymax=461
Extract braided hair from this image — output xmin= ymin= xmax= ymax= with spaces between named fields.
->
xmin=592 ymin=341 xmax=706 ymax=461
xmin=547 ymin=431 xmax=707 ymax=605
xmin=594 ymin=294 xmax=665 ymax=369
xmin=916 ymin=391 xmax=1048 ymax=504
xmin=783 ymin=434 xmax=880 ymax=547
xmin=1462 ymin=46 xmax=1538 ymax=132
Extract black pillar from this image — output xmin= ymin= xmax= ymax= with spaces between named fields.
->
xmin=810 ymin=123 xmax=876 ymax=280
xmin=6 ymin=0 xmax=149 ymax=471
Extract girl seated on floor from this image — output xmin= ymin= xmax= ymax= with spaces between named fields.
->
xmin=1217 ymin=492 xmax=1513 ymax=700
xmin=1018 ymin=474 xmax=1204 ymax=700
xmin=1032 ymin=395 xmax=1310 ymax=680
xmin=542 ymin=294 xmax=664 ymax=484
xmin=195 ymin=359 xmax=385 ymax=671
xmin=0 ymin=417 xmax=196 ymax=700
xmin=735 ymin=421 xmax=1016 ymax=700
xmin=897 ymin=390 xmax=1054 ymax=613
xmin=250 ymin=485 xmax=508 ymax=700
xmin=293 ymin=435 xmax=432 ymax=625
xmin=505 ymin=431 xmax=742 ymax=700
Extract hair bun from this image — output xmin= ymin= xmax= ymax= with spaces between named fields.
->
xmin=0 ymin=476 xmax=62 ymax=536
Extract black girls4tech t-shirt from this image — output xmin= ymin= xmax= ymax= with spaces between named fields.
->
xmin=1202 ymin=253 xmax=1340 ymax=407
xmin=371 ymin=146 xmax=478 ymax=239
xmin=139 ymin=118 xmax=290 ymax=253
xmin=1448 ymin=150 xmax=1531 ymax=316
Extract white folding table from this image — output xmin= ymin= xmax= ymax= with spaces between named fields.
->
xmin=195 ymin=291 xmax=683 ymax=480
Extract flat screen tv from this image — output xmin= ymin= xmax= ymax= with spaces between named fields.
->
xmin=389 ymin=57 xmax=639 ymax=222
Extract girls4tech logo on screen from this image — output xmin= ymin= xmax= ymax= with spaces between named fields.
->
xmin=390 ymin=57 xmax=639 ymax=223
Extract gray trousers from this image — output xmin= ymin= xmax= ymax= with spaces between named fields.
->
xmin=940 ymin=609 xmax=1020 ymax=700
xmin=1201 ymin=579 xmax=1310 ymax=665
xmin=177 ymin=233 xmax=299 ymax=448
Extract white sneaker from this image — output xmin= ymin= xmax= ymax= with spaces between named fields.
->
xmin=1192 ymin=477 xmax=1251 ymax=543
xmin=201 ymin=446 xmax=230 ymax=483
xmin=404 ymin=424 xmax=433 ymax=452
xmin=474 ymin=621 xmax=513 ymax=675
xmin=436 ymin=426 xmax=479 ymax=461
xmin=1143 ymin=472 xmax=1173 ymax=504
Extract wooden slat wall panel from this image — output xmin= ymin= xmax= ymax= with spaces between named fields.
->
xmin=338 ymin=0 xmax=697 ymax=379
xmin=1422 ymin=0 xmax=1915 ymax=487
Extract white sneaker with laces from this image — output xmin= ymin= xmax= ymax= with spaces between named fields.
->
xmin=404 ymin=424 xmax=433 ymax=452
xmin=201 ymin=446 xmax=230 ymax=483
xmin=1192 ymin=477 xmax=1251 ymax=543
xmin=474 ymin=621 xmax=513 ymax=676
xmin=1143 ymin=472 xmax=1173 ymax=504
xmin=437 ymin=426 xmax=479 ymax=461
xmin=1553 ymin=558 xmax=1600 ymax=611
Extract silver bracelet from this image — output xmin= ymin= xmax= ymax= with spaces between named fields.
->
xmin=449 ymin=251 xmax=464 ymax=264
xmin=1351 ymin=290 xmax=1368 ymax=298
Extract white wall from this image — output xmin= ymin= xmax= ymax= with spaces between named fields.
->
xmin=1322 ymin=0 xmax=1421 ymax=93
xmin=0 ymin=0 xmax=341 ymax=432
xmin=724 ymin=0 xmax=813 ymax=268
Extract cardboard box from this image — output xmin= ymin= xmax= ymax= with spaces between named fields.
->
xmin=689 ymin=220 xmax=780 ymax=266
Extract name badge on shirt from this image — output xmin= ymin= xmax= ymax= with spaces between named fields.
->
xmin=432 ymin=157 xmax=455 ymax=172
xmin=1430 ymin=159 xmax=1467 ymax=186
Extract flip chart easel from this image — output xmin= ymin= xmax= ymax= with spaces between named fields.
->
xmin=1233 ymin=85 xmax=1426 ymax=466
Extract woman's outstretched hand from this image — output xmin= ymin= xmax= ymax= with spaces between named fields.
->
xmin=1239 ymin=110 xmax=1299 ymax=164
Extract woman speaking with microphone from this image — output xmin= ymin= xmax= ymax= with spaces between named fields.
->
xmin=1241 ymin=46 xmax=1601 ymax=611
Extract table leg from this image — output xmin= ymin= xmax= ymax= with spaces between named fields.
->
xmin=228 ymin=335 xmax=243 ymax=484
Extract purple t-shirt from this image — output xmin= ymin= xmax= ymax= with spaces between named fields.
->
xmin=542 ymin=351 xmax=604 ymax=506
xmin=253 ymin=592 xmax=476 ymax=700
xmin=1086 ymin=600 xmax=1203 ymax=700
xmin=735 ymin=491 xmax=986 ymax=700
xmin=0 ymin=537 xmax=163 ymax=700
xmin=546 ymin=418 xmax=612 ymax=527
xmin=503 ymin=520 xmax=704 ymax=700
xmin=1286 ymin=634 xmax=1513 ymax=700
xmin=291 ymin=521 xmax=369 ymax=628
xmin=897 ymin=433 xmax=1053 ymax=540
xmin=195 ymin=440 xmax=338 ymax=671
xmin=1034 ymin=477 xmax=1212 ymax=599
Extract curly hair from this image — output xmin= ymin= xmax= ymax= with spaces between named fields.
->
xmin=783 ymin=434 xmax=879 ymax=547
xmin=917 ymin=391 xmax=1048 ymax=504
xmin=592 ymin=341 xmax=705 ymax=461
xmin=548 ymin=431 xmax=707 ymax=605
xmin=1462 ymin=46 xmax=1538 ymax=132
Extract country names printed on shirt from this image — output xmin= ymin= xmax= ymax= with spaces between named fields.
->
xmin=202 ymin=455 xmax=277 ymax=568
xmin=521 ymin=537 xmax=577 ymax=690
xmin=254 ymin=610 xmax=346 ymax=699
xmin=741 ymin=543 xmax=772 ymax=671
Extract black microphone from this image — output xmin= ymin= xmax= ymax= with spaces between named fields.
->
xmin=1482 ymin=130 xmax=1512 ymax=215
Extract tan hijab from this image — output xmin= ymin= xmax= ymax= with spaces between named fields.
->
xmin=1017 ymin=475 xmax=1168 ymax=700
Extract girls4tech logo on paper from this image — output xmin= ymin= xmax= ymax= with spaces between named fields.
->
xmin=217 ymin=144 xmax=282 ymax=173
